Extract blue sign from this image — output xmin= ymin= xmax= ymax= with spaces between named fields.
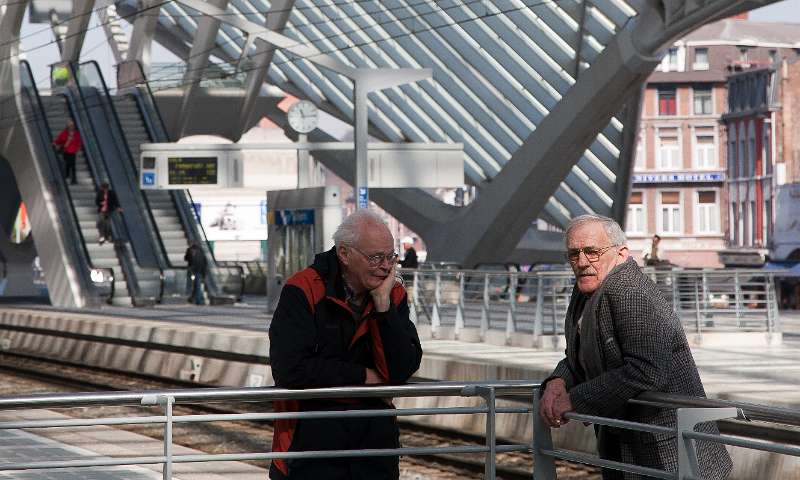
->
xmin=632 ymin=172 xmax=725 ymax=184
xmin=260 ymin=200 xmax=267 ymax=225
xmin=358 ymin=187 xmax=368 ymax=209
xmin=192 ymin=203 xmax=201 ymax=221
xmin=142 ymin=172 xmax=156 ymax=186
xmin=274 ymin=209 xmax=315 ymax=226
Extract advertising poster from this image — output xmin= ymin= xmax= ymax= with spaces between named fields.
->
xmin=190 ymin=190 xmax=267 ymax=241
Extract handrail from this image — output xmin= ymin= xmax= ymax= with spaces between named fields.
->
xmin=19 ymin=60 xmax=112 ymax=304
xmin=0 ymin=381 xmax=539 ymax=409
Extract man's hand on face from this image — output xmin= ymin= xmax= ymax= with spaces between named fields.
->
xmin=539 ymin=378 xmax=573 ymax=428
xmin=370 ymin=261 xmax=397 ymax=313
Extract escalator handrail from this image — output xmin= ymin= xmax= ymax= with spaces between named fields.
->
xmin=20 ymin=61 xmax=113 ymax=303
xmin=74 ymin=61 xmax=170 ymax=275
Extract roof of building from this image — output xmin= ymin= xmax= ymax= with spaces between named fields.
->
xmin=684 ymin=19 xmax=800 ymax=47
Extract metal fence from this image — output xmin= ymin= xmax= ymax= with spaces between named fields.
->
xmin=401 ymin=267 xmax=781 ymax=341
xmin=2 ymin=382 xmax=800 ymax=479
xmin=0 ymin=382 xmax=536 ymax=478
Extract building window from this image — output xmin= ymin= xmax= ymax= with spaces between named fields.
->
xmin=739 ymin=47 xmax=749 ymax=64
xmin=657 ymin=128 xmax=681 ymax=170
xmin=658 ymin=86 xmax=677 ymax=116
xmin=730 ymin=203 xmax=739 ymax=246
xmin=728 ymin=126 xmax=737 ymax=178
xmin=659 ymin=191 xmax=682 ymax=234
xmin=626 ymin=191 xmax=646 ymax=234
xmin=694 ymin=48 xmax=709 ymax=70
xmin=769 ymin=49 xmax=778 ymax=65
xmin=695 ymin=191 xmax=719 ymax=234
xmin=667 ymin=48 xmax=679 ymax=71
xmin=635 ymin=129 xmax=645 ymax=170
xmin=694 ymin=127 xmax=716 ymax=169
xmin=693 ymin=86 xmax=713 ymax=115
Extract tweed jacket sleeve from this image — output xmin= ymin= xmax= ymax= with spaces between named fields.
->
xmin=568 ymin=266 xmax=675 ymax=417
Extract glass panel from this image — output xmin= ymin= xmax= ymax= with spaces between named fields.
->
xmin=698 ymin=191 xmax=716 ymax=203
xmin=661 ymin=191 xmax=680 ymax=204
xmin=630 ymin=191 xmax=643 ymax=204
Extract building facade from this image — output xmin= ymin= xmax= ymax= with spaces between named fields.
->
xmin=626 ymin=18 xmax=800 ymax=268
xmin=721 ymin=60 xmax=800 ymax=267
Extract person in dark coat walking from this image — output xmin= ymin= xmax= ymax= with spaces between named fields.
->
xmin=398 ymin=236 xmax=418 ymax=269
xmin=268 ymin=210 xmax=423 ymax=480
xmin=52 ymin=120 xmax=82 ymax=185
xmin=94 ymin=182 xmax=121 ymax=245
xmin=184 ymin=241 xmax=207 ymax=305
xmin=539 ymin=214 xmax=732 ymax=480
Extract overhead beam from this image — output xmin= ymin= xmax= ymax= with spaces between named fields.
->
xmin=61 ymin=0 xmax=96 ymax=63
xmin=235 ymin=0 xmax=294 ymax=138
xmin=174 ymin=0 xmax=230 ymax=138
xmin=127 ymin=0 xmax=163 ymax=75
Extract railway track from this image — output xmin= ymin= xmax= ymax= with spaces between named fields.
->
xmin=0 ymin=352 xmax=600 ymax=479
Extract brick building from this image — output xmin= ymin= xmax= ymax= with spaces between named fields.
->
xmin=720 ymin=59 xmax=800 ymax=267
xmin=626 ymin=18 xmax=800 ymax=267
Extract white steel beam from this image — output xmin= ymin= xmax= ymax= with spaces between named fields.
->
xmin=127 ymin=0 xmax=163 ymax=75
xmin=61 ymin=0 xmax=96 ymax=63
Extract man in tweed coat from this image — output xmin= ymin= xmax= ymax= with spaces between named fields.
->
xmin=539 ymin=214 xmax=731 ymax=479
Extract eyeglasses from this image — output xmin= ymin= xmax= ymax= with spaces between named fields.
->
xmin=349 ymin=245 xmax=399 ymax=267
xmin=566 ymin=245 xmax=618 ymax=263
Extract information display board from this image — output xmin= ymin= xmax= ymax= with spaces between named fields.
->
xmin=168 ymin=157 xmax=218 ymax=185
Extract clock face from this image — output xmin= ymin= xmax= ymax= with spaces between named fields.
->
xmin=287 ymin=100 xmax=319 ymax=134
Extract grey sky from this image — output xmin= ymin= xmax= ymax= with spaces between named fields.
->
xmin=750 ymin=0 xmax=800 ymax=22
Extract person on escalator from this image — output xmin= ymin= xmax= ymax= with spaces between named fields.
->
xmin=95 ymin=182 xmax=121 ymax=245
xmin=184 ymin=241 xmax=207 ymax=305
xmin=52 ymin=120 xmax=82 ymax=185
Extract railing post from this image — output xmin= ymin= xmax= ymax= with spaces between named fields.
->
xmin=770 ymin=274 xmax=781 ymax=332
xmin=455 ymin=273 xmax=465 ymax=338
xmin=676 ymin=407 xmax=737 ymax=480
xmin=475 ymin=386 xmax=497 ymax=479
xmin=671 ymin=271 xmax=679 ymax=316
xmin=532 ymin=390 xmax=557 ymax=479
xmin=506 ymin=273 xmax=517 ymax=344
xmin=159 ymin=395 xmax=175 ymax=480
xmin=481 ymin=274 xmax=490 ymax=340
xmin=410 ymin=271 xmax=420 ymax=326
xmin=434 ymin=272 xmax=442 ymax=308
xmin=533 ymin=275 xmax=544 ymax=340
xmin=734 ymin=271 xmax=742 ymax=325
xmin=694 ymin=279 xmax=702 ymax=334
xmin=550 ymin=283 xmax=558 ymax=336
xmin=701 ymin=272 xmax=709 ymax=319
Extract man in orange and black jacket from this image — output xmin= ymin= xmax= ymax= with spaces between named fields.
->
xmin=268 ymin=210 xmax=423 ymax=480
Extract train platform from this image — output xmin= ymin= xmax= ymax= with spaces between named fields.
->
xmin=0 ymin=302 xmax=799 ymax=408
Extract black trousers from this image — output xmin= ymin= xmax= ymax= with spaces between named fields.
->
xmin=62 ymin=152 xmax=76 ymax=184
xmin=96 ymin=213 xmax=112 ymax=240
xmin=269 ymin=415 xmax=400 ymax=480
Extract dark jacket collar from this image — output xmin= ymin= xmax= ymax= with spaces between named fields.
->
xmin=311 ymin=247 xmax=347 ymax=300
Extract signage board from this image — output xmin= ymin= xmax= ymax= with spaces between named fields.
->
xmin=357 ymin=187 xmax=368 ymax=209
xmin=167 ymin=157 xmax=218 ymax=185
xmin=632 ymin=172 xmax=726 ymax=184
xmin=271 ymin=209 xmax=316 ymax=226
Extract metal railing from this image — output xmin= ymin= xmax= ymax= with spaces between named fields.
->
xmin=3 ymin=383 xmax=800 ymax=479
xmin=0 ymin=381 xmax=537 ymax=478
xmin=401 ymin=267 xmax=782 ymax=341
xmin=534 ymin=391 xmax=800 ymax=479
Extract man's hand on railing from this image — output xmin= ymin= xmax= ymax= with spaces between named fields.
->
xmin=539 ymin=378 xmax=573 ymax=428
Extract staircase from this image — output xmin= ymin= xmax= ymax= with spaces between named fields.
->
xmin=113 ymin=95 xmax=191 ymax=268
xmin=42 ymin=96 xmax=133 ymax=306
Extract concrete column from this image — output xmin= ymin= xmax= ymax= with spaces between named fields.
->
xmin=61 ymin=0 xmax=96 ymax=64
xmin=127 ymin=0 xmax=163 ymax=76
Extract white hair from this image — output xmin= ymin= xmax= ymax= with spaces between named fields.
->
xmin=333 ymin=210 xmax=387 ymax=247
xmin=565 ymin=214 xmax=626 ymax=246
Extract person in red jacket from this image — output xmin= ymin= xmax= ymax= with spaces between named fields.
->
xmin=268 ymin=210 xmax=423 ymax=480
xmin=52 ymin=120 xmax=82 ymax=185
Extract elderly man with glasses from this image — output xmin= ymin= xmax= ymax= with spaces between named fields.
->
xmin=268 ymin=209 xmax=422 ymax=480
xmin=539 ymin=214 xmax=731 ymax=480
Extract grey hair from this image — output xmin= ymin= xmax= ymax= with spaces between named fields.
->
xmin=565 ymin=214 xmax=626 ymax=246
xmin=333 ymin=209 xmax=387 ymax=246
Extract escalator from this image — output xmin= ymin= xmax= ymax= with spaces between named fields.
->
xmin=40 ymin=95 xmax=134 ymax=305
xmin=111 ymin=61 xmax=237 ymax=303
xmin=15 ymin=60 xmax=115 ymax=306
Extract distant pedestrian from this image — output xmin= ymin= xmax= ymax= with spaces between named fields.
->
xmin=94 ymin=182 xmax=121 ymax=245
xmin=184 ymin=241 xmax=207 ymax=305
xmin=399 ymin=236 xmax=418 ymax=268
xmin=539 ymin=214 xmax=731 ymax=480
xmin=52 ymin=120 xmax=81 ymax=185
